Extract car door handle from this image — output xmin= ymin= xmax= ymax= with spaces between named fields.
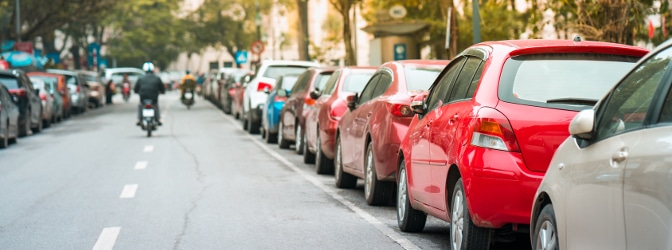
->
xmin=367 ymin=112 xmax=372 ymax=117
xmin=449 ymin=114 xmax=459 ymax=124
xmin=610 ymin=148 xmax=628 ymax=167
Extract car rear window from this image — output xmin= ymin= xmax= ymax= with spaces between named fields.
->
xmin=404 ymin=66 xmax=444 ymax=91
xmin=280 ymin=75 xmax=300 ymax=90
xmin=0 ymin=76 xmax=19 ymax=89
xmin=82 ymin=75 xmax=98 ymax=82
xmin=499 ymin=53 xmax=641 ymax=111
xmin=343 ymin=73 xmax=375 ymax=93
xmin=263 ymin=66 xmax=310 ymax=79
xmin=314 ymin=72 xmax=333 ymax=91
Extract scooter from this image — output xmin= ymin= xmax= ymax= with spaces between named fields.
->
xmin=140 ymin=100 xmax=158 ymax=137
xmin=182 ymin=89 xmax=195 ymax=109
xmin=122 ymin=83 xmax=131 ymax=102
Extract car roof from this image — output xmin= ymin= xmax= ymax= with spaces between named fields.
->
xmin=46 ymin=69 xmax=78 ymax=76
xmin=0 ymin=69 xmax=22 ymax=77
xmin=478 ymin=39 xmax=649 ymax=57
xmin=261 ymin=60 xmax=321 ymax=67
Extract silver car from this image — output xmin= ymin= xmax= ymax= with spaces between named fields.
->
xmin=46 ymin=69 xmax=89 ymax=114
xmin=531 ymin=40 xmax=672 ymax=250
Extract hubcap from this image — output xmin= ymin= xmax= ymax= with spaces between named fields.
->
xmin=296 ymin=126 xmax=302 ymax=152
xmin=335 ymin=139 xmax=342 ymax=180
xmin=537 ymin=220 xmax=557 ymax=250
xmin=451 ymin=188 xmax=465 ymax=250
xmin=365 ymin=147 xmax=374 ymax=199
xmin=397 ymin=168 xmax=407 ymax=220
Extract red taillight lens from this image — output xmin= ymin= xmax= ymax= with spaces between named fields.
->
xmin=40 ymin=93 xmax=47 ymax=101
xmin=274 ymin=95 xmax=287 ymax=102
xmin=257 ymin=81 xmax=272 ymax=92
xmin=144 ymin=104 xmax=153 ymax=109
xmin=329 ymin=103 xmax=347 ymax=121
xmin=76 ymin=86 xmax=81 ymax=93
xmin=305 ymin=98 xmax=315 ymax=106
xmin=470 ymin=108 xmax=520 ymax=152
xmin=387 ymin=103 xmax=414 ymax=117
xmin=9 ymin=89 xmax=26 ymax=97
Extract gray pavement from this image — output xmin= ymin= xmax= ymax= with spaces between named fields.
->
xmin=0 ymin=92 xmax=531 ymax=250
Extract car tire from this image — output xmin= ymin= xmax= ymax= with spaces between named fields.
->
xmin=32 ymin=109 xmax=43 ymax=134
xmin=364 ymin=141 xmax=395 ymax=206
xmin=248 ymin=112 xmax=260 ymax=134
xmin=533 ymin=204 xmax=559 ymax=250
xmin=295 ymin=124 xmax=304 ymax=155
xmin=19 ymin=111 xmax=30 ymax=137
xmin=278 ymin=122 xmax=290 ymax=149
xmin=242 ymin=111 xmax=249 ymax=131
xmin=0 ymin=122 xmax=8 ymax=149
xmin=265 ymin=127 xmax=277 ymax=144
xmin=315 ymin=134 xmax=334 ymax=175
xmin=451 ymin=178 xmax=493 ymax=250
xmin=303 ymin=134 xmax=315 ymax=164
xmin=334 ymin=135 xmax=357 ymax=188
xmin=397 ymin=160 xmax=426 ymax=232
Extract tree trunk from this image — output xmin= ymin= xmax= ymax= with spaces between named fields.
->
xmin=342 ymin=5 xmax=356 ymax=66
xmin=296 ymin=0 xmax=309 ymax=61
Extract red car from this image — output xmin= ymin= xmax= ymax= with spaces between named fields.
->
xmin=232 ymin=73 xmax=254 ymax=120
xmin=396 ymin=40 xmax=648 ymax=248
xmin=26 ymin=72 xmax=72 ymax=119
xmin=335 ymin=60 xmax=448 ymax=206
xmin=304 ymin=66 xmax=377 ymax=174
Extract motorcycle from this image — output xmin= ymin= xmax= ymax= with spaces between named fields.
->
xmin=122 ymin=82 xmax=131 ymax=102
xmin=182 ymin=88 xmax=195 ymax=109
xmin=140 ymin=100 xmax=158 ymax=137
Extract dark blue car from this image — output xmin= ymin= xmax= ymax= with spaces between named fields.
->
xmin=261 ymin=74 xmax=300 ymax=144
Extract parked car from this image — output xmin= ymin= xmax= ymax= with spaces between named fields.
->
xmin=103 ymin=67 xmax=145 ymax=88
xmin=278 ymin=67 xmax=336 ymax=155
xmin=47 ymin=69 xmax=89 ymax=114
xmin=27 ymin=72 xmax=71 ymax=119
xmin=0 ymin=69 xmax=43 ymax=136
xmin=395 ymin=40 xmax=648 ymax=248
xmin=220 ymin=69 xmax=253 ymax=114
xmin=232 ymin=73 xmax=254 ymax=120
xmin=78 ymin=70 xmax=105 ymax=108
xmin=242 ymin=60 xmax=321 ymax=134
xmin=30 ymin=78 xmax=55 ymax=128
xmin=334 ymin=60 xmax=447 ymax=206
xmin=0 ymin=84 xmax=19 ymax=148
xmin=37 ymin=76 xmax=64 ymax=123
xmin=261 ymin=74 xmax=300 ymax=144
xmin=304 ymin=66 xmax=377 ymax=174
xmin=530 ymin=40 xmax=672 ymax=250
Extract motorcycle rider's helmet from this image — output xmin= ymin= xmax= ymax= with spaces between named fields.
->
xmin=185 ymin=70 xmax=190 ymax=75
xmin=142 ymin=62 xmax=155 ymax=72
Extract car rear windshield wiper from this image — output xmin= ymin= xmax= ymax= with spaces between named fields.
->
xmin=546 ymin=98 xmax=597 ymax=106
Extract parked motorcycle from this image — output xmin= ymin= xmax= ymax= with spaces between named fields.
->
xmin=140 ymin=100 xmax=158 ymax=137
xmin=182 ymin=89 xmax=195 ymax=109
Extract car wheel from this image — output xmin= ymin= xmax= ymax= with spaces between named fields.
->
xmin=303 ymin=134 xmax=315 ymax=164
xmin=248 ymin=113 xmax=260 ymax=134
xmin=261 ymin=127 xmax=266 ymax=139
xmin=32 ymin=110 xmax=43 ymax=134
xmin=364 ymin=141 xmax=395 ymax=206
xmin=265 ymin=127 xmax=277 ymax=144
xmin=242 ymin=112 xmax=249 ymax=131
xmin=451 ymin=178 xmax=493 ymax=250
xmin=533 ymin=204 xmax=559 ymax=250
xmin=334 ymin=135 xmax=357 ymax=188
xmin=0 ymin=123 xmax=8 ymax=149
xmin=278 ymin=122 xmax=290 ymax=149
xmin=19 ymin=111 xmax=30 ymax=137
xmin=295 ymin=124 xmax=304 ymax=155
xmin=315 ymin=134 xmax=334 ymax=175
xmin=397 ymin=160 xmax=426 ymax=232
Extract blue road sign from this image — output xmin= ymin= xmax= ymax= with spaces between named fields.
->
xmin=235 ymin=50 xmax=248 ymax=65
xmin=393 ymin=44 xmax=407 ymax=61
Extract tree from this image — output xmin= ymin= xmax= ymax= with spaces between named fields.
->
xmin=327 ymin=0 xmax=360 ymax=65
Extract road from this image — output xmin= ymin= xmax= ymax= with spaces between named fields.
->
xmin=0 ymin=92 xmax=531 ymax=250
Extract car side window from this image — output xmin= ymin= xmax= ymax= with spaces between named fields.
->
xmin=465 ymin=60 xmax=485 ymax=99
xmin=321 ymin=71 xmax=341 ymax=95
xmin=372 ymin=72 xmax=392 ymax=98
xmin=658 ymin=88 xmax=672 ymax=123
xmin=290 ymin=71 xmax=310 ymax=93
xmin=357 ymin=74 xmax=381 ymax=104
xmin=426 ymin=57 xmax=467 ymax=112
xmin=447 ymin=57 xmax=482 ymax=103
xmin=595 ymin=47 xmax=672 ymax=141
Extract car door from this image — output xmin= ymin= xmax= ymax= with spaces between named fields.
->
xmin=428 ymin=56 xmax=484 ymax=210
xmin=20 ymin=73 xmax=41 ymax=123
xmin=283 ymin=71 xmax=311 ymax=139
xmin=623 ymin=67 xmax=672 ymax=249
xmin=341 ymin=74 xmax=381 ymax=169
xmin=408 ymin=58 xmax=465 ymax=204
xmin=563 ymin=47 xmax=672 ymax=249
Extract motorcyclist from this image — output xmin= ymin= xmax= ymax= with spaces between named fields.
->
xmin=180 ymin=70 xmax=197 ymax=100
xmin=134 ymin=62 xmax=165 ymax=126
xmin=121 ymin=74 xmax=131 ymax=99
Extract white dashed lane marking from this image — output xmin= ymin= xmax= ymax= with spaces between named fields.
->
xmin=119 ymin=184 xmax=138 ymax=198
xmin=134 ymin=161 xmax=148 ymax=170
xmin=143 ymin=145 xmax=154 ymax=152
xmin=92 ymin=227 xmax=121 ymax=250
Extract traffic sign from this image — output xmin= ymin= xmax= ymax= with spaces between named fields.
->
xmin=250 ymin=40 xmax=265 ymax=55
xmin=394 ymin=44 xmax=407 ymax=60
xmin=235 ymin=50 xmax=249 ymax=64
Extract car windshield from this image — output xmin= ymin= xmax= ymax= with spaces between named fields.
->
xmin=0 ymin=76 xmax=19 ymax=89
xmin=31 ymin=79 xmax=46 ymax=90
xmin=404 ymin=66 xmax=444 ymax=91
xmin=280 ymin=75 xmax=299 ymax=90
xmin=499 ymin=53 xmax=641 ymax=111
xmin=263 ymin=66 xmax=310 ymax=79
xmin=30 ymin=76 xmax=57 ymax=93
xmin=82 ymin=75 xmax=98 ymax=82
xmin=343 ymin=73 xmax=375 ymax=93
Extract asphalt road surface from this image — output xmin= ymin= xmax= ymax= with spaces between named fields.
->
xmin=0 ymin=92 xmax=531 ymax=250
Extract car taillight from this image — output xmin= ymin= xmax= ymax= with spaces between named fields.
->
xmin=470 ymin=108 xmax=520 ymax=152
xmin=305 ymin=98 xmax=315 ymax=106
xmin=144 ymin=104 xmax=153 ymax=109
xmin=76 ymin=86 xmax=81 ymax=93
xmin=10 ymin=89 xmax=26 ymax=97
xmin=274 ymin=95 xmax=287 ymax=102
xmin=329 ymin=104 xmax=347 ymax=121
xmin=257 ymin=81 xmax=272 ymax=92
xmin=387 ymin=103 xmax=414 ymax=117
xmin=40 ymin=93 xmax=47 ymax=101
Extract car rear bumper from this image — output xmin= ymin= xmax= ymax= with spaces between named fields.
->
xmin=320 ymin=117 xmax=339 ymax=159
xmin=461 ymin=146 xmax=544 ymax=228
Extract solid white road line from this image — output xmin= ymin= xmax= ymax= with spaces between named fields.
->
xmin=134 ymin=161 xmax=148 ymax=170
xmin=223 ymin=116 xmax=421 ymax=250
xmin=92 ymin=227 xmax=121 ymax=250
xmin=143 ymin=145 xmax=154 ymax=152
xmin=119 ymin=184 xmax=138 ymax=198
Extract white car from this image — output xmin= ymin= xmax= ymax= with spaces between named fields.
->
xmin=242 ymin=60 xmax=320 ymax=134
xmin=531 ymin=40 xmax=672 ymax=250
xmin=103 ymin=67 xmax=145 ymax=87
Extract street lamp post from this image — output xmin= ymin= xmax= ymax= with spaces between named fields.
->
xmin=255 ymin=2 xmax=261 ymax=41
xmin=472 ymin=0 xmax=481 ymax=44
xmin=15 ymin=0 xmax=20 ymax=42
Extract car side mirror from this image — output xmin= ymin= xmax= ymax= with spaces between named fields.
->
xmin=309 ymin=90 xmax=321 ymax=100
xmin=35 ymin=88 xmax=40 ymax=95
xmin=346 ymin=93 xmax=358 ymax=111
xmin=569 ymin=109 xmax=595 ymax=140
xmin=11 ymin=95 xmax=19 ymax=103
xmin=410 ymin=95 xmax=426 ymax=115
xmin=277 ymin=89 xmax=289 ymax=97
